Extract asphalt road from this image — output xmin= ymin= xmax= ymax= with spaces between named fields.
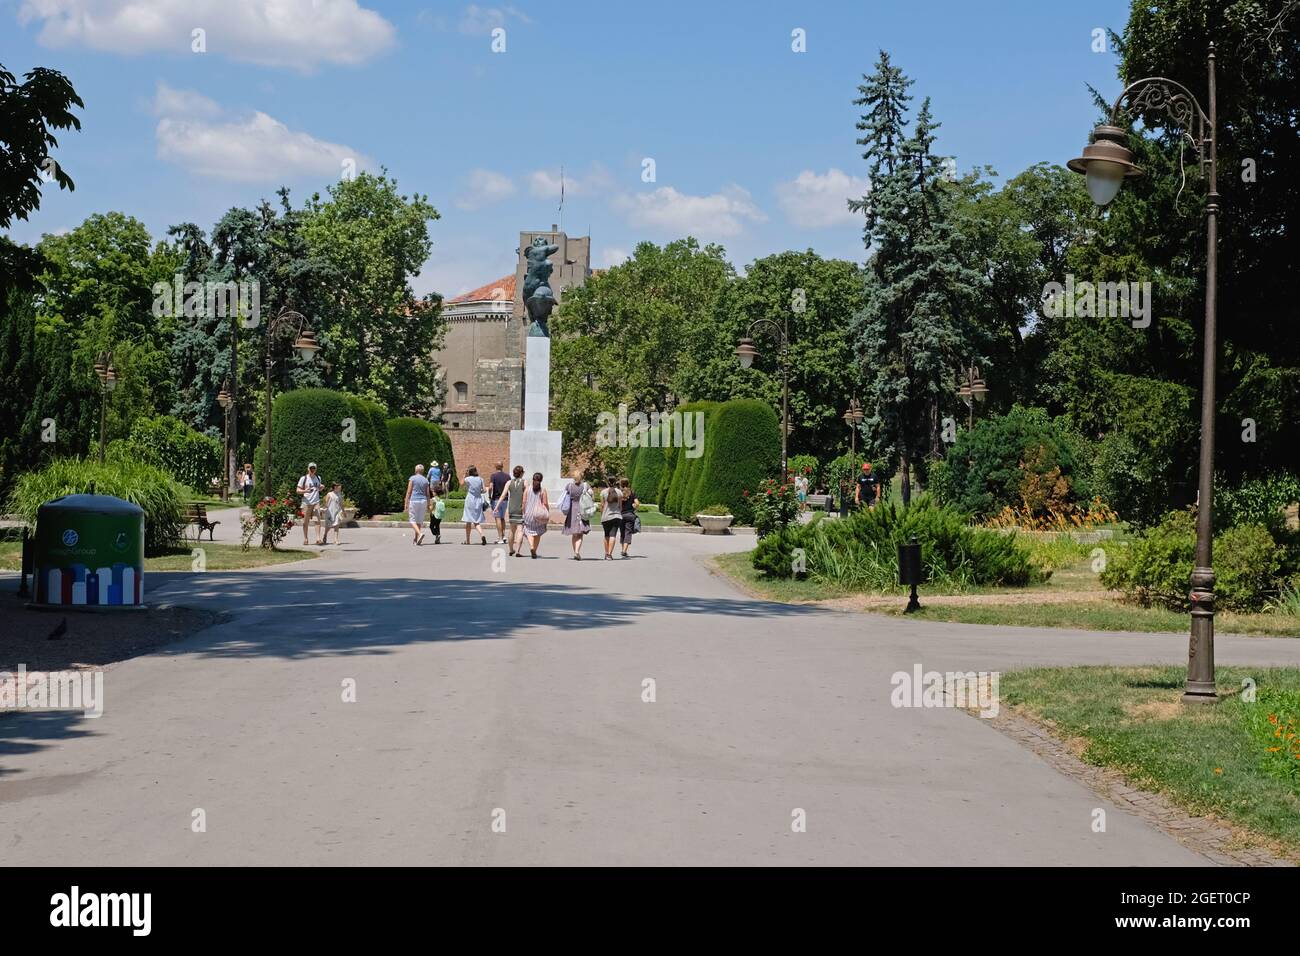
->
xmin=3 ymin=522 xmax=1299 ymax=866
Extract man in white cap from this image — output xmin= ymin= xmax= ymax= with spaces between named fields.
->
xmin=297 ymin=462 xmax=323 ymax=545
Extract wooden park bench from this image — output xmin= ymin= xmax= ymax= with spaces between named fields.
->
xmin=186 ymin=503 xmax=220 ymax=541
xmin=806 ymin=493 xmax=833 ymax=511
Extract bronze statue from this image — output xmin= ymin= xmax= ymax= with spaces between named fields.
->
xmin=522 ymin=236 xmax=559 ymax=337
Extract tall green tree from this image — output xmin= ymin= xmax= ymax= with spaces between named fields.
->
xmin=36 ymin=212 xmax=180 ymax=447
xmin=551 ymin=237 xmax=734 ymax=469
xmin=302 ymin=170 xmax=444 ymax=415
xmin=679 ymin=250 xmax=866 ymax=459
xmin=849 ymin=54 xmax=986 ymax=502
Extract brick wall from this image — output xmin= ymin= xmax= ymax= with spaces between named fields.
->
xmin=447 ymin=428 xmax=512 ymax=477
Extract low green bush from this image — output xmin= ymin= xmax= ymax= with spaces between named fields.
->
xmin=930 ymin=405 xmax=1092 ymax=519
xmin=1101 ymin=510 xmax=1286 ymax=612
xmin=7 ymin=456 xmax=185 ymax=555
xmin=1216 ymin=523 xmax=1283 ymax=612
xmin=114 ymin=414 xmax=223 ymax=491
xmin=752 ymin=499 xmax=1039 ymax=590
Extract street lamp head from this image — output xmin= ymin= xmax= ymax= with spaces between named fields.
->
xmin=217 ymin=386 xmax=232 ymax=409
xmin=1068 ymin=124 xmax=1142 ymax=206
xmin=735 ymin=337 xmax=759 ymax=369
xmin=104 ymin=365 xmax=118 ymax=392
xmin=293 ymin=328 xmax=320 ymax=363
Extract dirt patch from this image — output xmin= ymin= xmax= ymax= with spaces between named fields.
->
xmin=0 ymin=589 xmax=220 ymax=672
xmin=1125 ymin=699 xmax=1186 ymax=721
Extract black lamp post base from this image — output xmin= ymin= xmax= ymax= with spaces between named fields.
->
xmin=904 ymin=585 xmax=921 ymax=614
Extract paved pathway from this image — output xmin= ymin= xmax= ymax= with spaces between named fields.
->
xmin=3 ymin=524 xmax=1299 ymax=866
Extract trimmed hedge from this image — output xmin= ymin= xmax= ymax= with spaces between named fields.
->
xmin=689 ymin=399 xmax=779 ymax=521
xmin=660 ymin=401 xmax=716 ymax=519
xmin=254 ymin=388 xmax=400 ymax=515
xmin=652 ymin=400 xmax=779 ymax=524
xmin=359 ymin=398 xmax=401 ymax=499
xmin=631 ymin=443 xmax=668 ymax=502
xmin=387 ymin=417 xmax=454 ymax=489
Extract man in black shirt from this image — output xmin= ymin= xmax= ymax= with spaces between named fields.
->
xmin=489 ymin=461 xmax=511 ymax=544
xmin=854 ymin=461 xmax=881 ymax=509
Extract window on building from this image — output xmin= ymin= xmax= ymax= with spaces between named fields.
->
xmin=454 ymin=381 xmax=468 ymax=404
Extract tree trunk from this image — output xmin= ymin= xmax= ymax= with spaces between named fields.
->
xmin=901 ymin=452 xmax=911 ymax=507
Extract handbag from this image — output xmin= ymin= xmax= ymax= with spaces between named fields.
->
xmin=579 ymin=485 xmax=596 ymax=518
xmin=632 ymin=513 xmax=642 ymax=534
xmin=528 ymin=491 xmax=549 ymax=524
xmin=558 ymin=489 xmax=572 ymax=515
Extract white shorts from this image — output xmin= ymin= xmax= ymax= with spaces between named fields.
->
xmin=408 ymin=500 xmax=428 ymax=524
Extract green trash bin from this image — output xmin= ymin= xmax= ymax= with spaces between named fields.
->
xmin=32 ymin=493 xmax=145 ymax=609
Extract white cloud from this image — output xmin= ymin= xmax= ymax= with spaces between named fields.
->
xmin=597 ymin=247 xmax=629 ymax=268
xmin=613 ymin=185 xmax=766 ymax=238
xmin=775 ymin=168 xmax=870 ymax=229
xmin=152 ymin=83 xmax=221 ymax=118
xmin=153 ymin=88 xmax=367 ymax=182
xmin=528 ymin=163 xmax=614 ymax=200
xmin=458 ymin=4 xmax=531 ymax=34
xmin=18 ymin=0 xmax=395 ymax=71
xmin=455 ymin=169 xmax=515 ymax=210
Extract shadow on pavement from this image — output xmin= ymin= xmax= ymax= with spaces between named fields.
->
xmin=138 ymin=569 xmax=828 ymax=661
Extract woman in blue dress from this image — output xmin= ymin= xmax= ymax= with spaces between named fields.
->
xmin=462 ymin=465 xmax=488 ymax=545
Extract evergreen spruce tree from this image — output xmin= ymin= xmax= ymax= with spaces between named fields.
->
xmin=849 ymin=58 xmax=986 ymax=504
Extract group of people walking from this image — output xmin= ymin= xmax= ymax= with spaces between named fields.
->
xmin=403 ymin=461 xmax=641 ymax=560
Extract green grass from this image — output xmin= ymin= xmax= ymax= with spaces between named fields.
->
xmin=0 ymin=540 xmax=316 ymax=572
xmin=712 ymin=550 xmax=845 ymax=602
xmin=882 ymin=602 xmax=1300 ymax=637
xmin=1001 ymin=665 xmax=1300 ymax=859
xmin=712 ymin=545 xmax=1300 ymax=636
xmin=635 ymin=504 xmax=685 ymax=527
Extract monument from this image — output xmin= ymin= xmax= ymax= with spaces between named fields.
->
xmin=509 ymin=237 xmax=564 ymax=497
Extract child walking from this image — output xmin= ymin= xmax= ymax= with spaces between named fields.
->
xmin=322 ymin=482 xmax=344 ymax=545
xmin=429 ymin=482 xmax=445 ymax=544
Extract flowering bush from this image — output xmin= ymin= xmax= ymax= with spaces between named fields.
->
xmin=241 ymin=497 xmax=296 ymax=550
xmin=746 ymin=478 xmax=800 ymax=538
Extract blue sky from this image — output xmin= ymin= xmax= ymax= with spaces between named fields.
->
xmin=3 ymin=0 xmax=1132 ymax=297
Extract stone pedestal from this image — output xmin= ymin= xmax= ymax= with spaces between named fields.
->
xmin=510 ymin=334 xmax=564 ymax=499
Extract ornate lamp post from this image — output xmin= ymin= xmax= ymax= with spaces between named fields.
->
xmin=842 ymin=398 xmax=864 ymax=457
xmin=956 ymin=365 xmax=988 ymax=431
xmin=735 ymin=315 xmax=791 ymax=481
xmin=1068 ymin=43 xmax=1220 ymax=704
xmin=216 ymin=380 xmax=233 ymax=502
xmin=93 ymin=350 xmax=118 ymax=463
xmin=263 ymin=310 xmax=320 ymax=498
